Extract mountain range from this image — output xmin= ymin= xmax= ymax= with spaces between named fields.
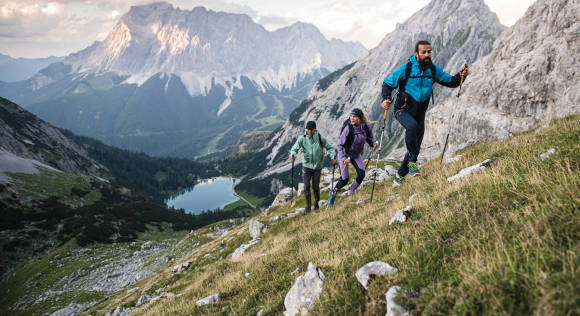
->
xmin=0 ymin=2 xmax=366 ymax=159
xmin=0 ymin=54 xmax=63 ymax=82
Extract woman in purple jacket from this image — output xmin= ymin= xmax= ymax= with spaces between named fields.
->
xmin=328 ymin=108 xmax=378 ymax=205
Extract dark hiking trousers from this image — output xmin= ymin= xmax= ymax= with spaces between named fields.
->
xmin=334 ymin=157 xmax=365 ymax=192
xmin=302 ymin=167 xmax=321 ymax=210
xmin=395 ymin=109 xmax=425 ymax=177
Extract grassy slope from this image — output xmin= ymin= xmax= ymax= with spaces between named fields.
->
xmin=79 ymin=115 xmax=577 ymax=315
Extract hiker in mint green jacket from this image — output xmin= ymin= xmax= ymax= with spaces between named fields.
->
xmin=290 ymin=121 xmax=337 ymax=213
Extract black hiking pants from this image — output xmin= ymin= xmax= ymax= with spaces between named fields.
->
xmin=395 ymin=109 xmax=426 ymax=177
xmin=302 ymin=167 xmax=321 ymax=210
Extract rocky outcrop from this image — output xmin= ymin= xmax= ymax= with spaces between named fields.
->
xmin=423 ymin=0 xmax=580 ymax=160
xmin=271 ymin=187 xmax=295 ymax=207
xmin=249 ymin=220 xmax=265 ymax=239
xmin=50 ymin=301 xmax=95 ymax=316
xmin=284 ymin=262 xmax=326 ymax=316
xmin=171 ymin=260 xmax=192 ymax=273
xmin=196 ymin=293 xmax=220 ymax=307
xmin=389 ymin=206 xmax=413 ymax=225
xmin=385 ymin=286 xmax=410 ymax=316
xmin=540 ymin=148 xmax=556 ymax=160
xmin=447 ymin=159 xmax=493 ymax=182
xmin=355 ymin=261 xmax=399 ymax=290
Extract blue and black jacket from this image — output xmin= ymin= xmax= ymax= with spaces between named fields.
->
xmin=382 ymin=55 xmax=462 ymax=116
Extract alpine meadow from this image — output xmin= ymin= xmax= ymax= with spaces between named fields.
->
xmin=0 ymin=0 xmax=578 ymax=315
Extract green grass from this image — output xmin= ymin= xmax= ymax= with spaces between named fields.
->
xmin=6 ymin=168 xmax=101 ymax=207
xmin=7 ymin=115 xmax=580 ymax=316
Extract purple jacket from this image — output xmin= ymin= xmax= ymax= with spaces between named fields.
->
xmin=337 ymin=123 xmax=375 ymax=159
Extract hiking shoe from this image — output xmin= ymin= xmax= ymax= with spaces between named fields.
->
xmin=314 ymin=202 xmax=319 ymax=210
xmin=393 ymin=172 xmax=405 ymax=187
xmin=328 ymin=188 xmax=337 ymax=206
xmin=408 ymin=162 xmax=421 ymax=177
xmin=304 ymin=208 xmax=311 ymax=214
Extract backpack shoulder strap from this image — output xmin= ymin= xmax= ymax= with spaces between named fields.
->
xmin=318 ymin=133 xmax=323 ymax=148
xmin=399 ymin=61 xmax=413 ymax=93
xmin=363 ymin=123 xmax=373 ymax=146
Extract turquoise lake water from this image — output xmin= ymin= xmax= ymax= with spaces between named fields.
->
xmin=165 ymin=177 xmax=239 ymax=215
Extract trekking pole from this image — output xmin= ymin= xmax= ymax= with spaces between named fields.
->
xmin=440 ymin=64 xmax=468 ymax=165
xmin=340 ymin=160 xmax=350 ymax=175
xmin=371 ymin=108 xmax=389 ymax=202
xmin=364 ymin=146 xmax=377 ymax=169
xmin=291 ymin=160 xmax=294 ymax=198
xmin=327 ymin=163 xmax=336 ymax=209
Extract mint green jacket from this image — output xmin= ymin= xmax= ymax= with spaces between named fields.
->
xmin=290 ymin=131 xmax=337 ymax=170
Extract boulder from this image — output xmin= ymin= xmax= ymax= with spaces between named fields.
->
xmin=284 ymin=262 xmax=326 ymax=316
xmin=355 ymin=261 xmax=399 ymax=290
xmin=389 ymin=206 xmax=413 ymax=225
xmin=172 ymin=260 xmax=192 ymax=273
xmin=249 ymin=220 xmax=264 ymax=239
xmin=364 ymin=168 xmax=391 ymax=184
xmin=195 ymin=293 xmax=220 ymax=307
xmin=447 ymin=159 xmax=493 ymax=183
xmin=540 ymin=148 xmax=556 ymax=160
xmin=384 ymin=165 xmax=397 ymax=176
xmin=297 ymin=183 xmax=305 ymax=196
xmin=385 ymin=286 xmax=410 ymax=316
xmin=444 ymin=154 xmax=463 ymax=166
xmin=149 ymin=292 xmax=174 ymax=304
xmin=136 ymin=294 xmax=152 ymax=306
xmin=271 ymin=187 xmax=294 ymax=207
xmin=232 ymin=239 xmax=260 ymax=260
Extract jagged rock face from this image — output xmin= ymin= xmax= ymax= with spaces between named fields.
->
xmin=422 ymin=0 xmax=580 ymax=160
xmin=61 ymin=2 xmax=366 ymax=99
xmin=262 ymin=0 xmax=504 ymax=175
xmin=0 ymin=97 xmax=103 ymax=177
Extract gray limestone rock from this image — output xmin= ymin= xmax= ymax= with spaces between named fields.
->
xmin=195 ymin=293 xmax=220 ymax=307
xmin=232 ymin=238 xmax=260 ymax=260
xmin=172 ymin=260 xmax=192 ymax=273
xmin=389 ymin=206 xmax=413 ymax=225
xmin=385 ymin=286 xmax=410 ymax=316
xmin=355 ymin=261 xmax=399 ymax=290
xmin=249 ymin=220 xmax=265 ymax=239
xmin=270 ymin=188 xmax=294 ymax=207
xmin=540 ymin=148 xmax=556 ymax=160
xmin=284 ymin=262 xmax=326 ymax=316
xmin=447 ymin=159 xmax=493 ymax=183
xmin=50 ymin=301 xmax=95 ymax=316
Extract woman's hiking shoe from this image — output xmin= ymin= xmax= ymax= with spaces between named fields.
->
xmin=408 ymin=162 xmax=421 ymax=177
xmin=328 ymin=188 xmax=338 ymax=206
xmin=393 ymin=172 xmax=405 ymax=186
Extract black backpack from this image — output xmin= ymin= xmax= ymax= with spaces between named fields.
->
xmin=399 ymin=60 xmax=437 ymax=104
xmin=340 ymin=119 xmax=372 ymax=150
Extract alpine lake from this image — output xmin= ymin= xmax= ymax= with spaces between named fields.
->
xmin=165 ymin=177 xmax=240 ymax=215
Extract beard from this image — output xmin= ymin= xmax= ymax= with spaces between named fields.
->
xmin=418 ymin=57 xmax=433 ymax=70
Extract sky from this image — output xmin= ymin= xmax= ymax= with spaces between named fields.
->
xmin=0 ymin=0 xmax=536 ymax=59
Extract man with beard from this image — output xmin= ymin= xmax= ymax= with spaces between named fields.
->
xmin=381 ymin=40 xmax=469 ymax=186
